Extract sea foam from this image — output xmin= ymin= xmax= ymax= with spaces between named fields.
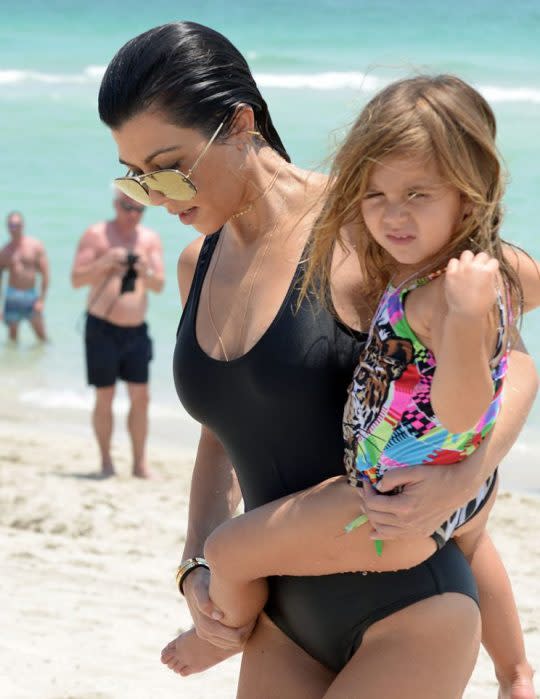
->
xmin=1 ymin=67 xmax=540 ymax=103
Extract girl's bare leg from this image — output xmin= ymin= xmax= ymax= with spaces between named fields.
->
xmin=471 ymin=534 xmax=535 ymax=699
xmin=453 ymin=490 xmax=535 ymax=699
xmin=323 ymin=593 xmax=481 ymax=699
xmin=163 ymin=475 xmax=436 ymax=675
xmin=204 ymin=475 xmax=436 ymax=628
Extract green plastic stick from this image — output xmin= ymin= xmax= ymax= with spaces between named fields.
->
xmin=344 ymin=513 xmax=369 ymax=533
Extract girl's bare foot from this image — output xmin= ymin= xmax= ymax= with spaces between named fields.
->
xmin=160 ymin=628 xmax=239 ymax=676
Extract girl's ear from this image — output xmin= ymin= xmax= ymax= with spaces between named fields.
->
xmin=460 ymin=195 xmax=474 ymax=220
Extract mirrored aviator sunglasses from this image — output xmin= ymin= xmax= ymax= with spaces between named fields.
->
xmin=114 ymin=120 xmax=225 ymax=206
xmin=114 ymin=170 xmax=197 ymax=206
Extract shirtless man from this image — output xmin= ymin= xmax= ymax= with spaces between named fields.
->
xmin=0 ymin=211 xmax=49 ymax=342
xmin=71 ymin=191 xmax=165 ymax=478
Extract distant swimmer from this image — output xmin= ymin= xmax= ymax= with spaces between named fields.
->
xmin=71 ymin=190 xmax=165 ymax=478
xmin=0 ymin=211 xmax=49 ymax=342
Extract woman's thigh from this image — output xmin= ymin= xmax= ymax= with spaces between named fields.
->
xmin=237 ymin=612 xmax=335 ymax=699
xmin=324 ymin=593 xmax=481 ymax=699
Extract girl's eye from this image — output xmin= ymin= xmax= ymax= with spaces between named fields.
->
xmin=364 ymin=191 xmax=383 ymax=200
xmin=408 ymin=191 xmax=426 ymax=201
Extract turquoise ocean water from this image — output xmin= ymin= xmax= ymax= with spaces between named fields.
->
xmin=1 ymin=1 xmax=539 ymax=456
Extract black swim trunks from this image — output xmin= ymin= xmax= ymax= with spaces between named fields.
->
xmin=85 ymin=313 xmax=153 ymax=387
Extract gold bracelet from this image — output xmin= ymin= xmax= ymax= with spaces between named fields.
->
xmin=175 ymin=557 xmax=209 ymax=596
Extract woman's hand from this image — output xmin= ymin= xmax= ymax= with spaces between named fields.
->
xmin=183 ymin=566 xmax=256 ymax=650
xmin=358 ymin=466 xmax=467 ymax=539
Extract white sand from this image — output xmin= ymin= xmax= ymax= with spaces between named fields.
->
xmin=0 ymin=408 xmax=538 ymax=699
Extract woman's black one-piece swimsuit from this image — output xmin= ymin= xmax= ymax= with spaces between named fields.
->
xmin=173 ymin=232 xmax=479 ymax=673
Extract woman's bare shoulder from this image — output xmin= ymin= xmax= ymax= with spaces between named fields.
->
xmin=177 ymin=236 xmax=207 ymax=305
xmin=330 ymin=224 xmax=371 ymax=331
xmin=297 ymin=167 xmax=328 ymax=201
xmin=503 ymin=243 xmax=540 ymax=312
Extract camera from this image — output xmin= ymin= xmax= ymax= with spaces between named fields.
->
xmin=120 ymin=253 xmax=139 ymax=294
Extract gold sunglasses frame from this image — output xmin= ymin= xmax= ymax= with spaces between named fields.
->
xmin=115 ymin=120 xmax=225 ymax=204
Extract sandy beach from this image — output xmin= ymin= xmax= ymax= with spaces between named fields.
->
xmin=0 ymin=401 xmax=538 ymax=699
xmin=3 ymin=1 xmax=540 ymax=696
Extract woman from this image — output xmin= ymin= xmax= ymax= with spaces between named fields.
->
xmin=98 ymin=22 xmax=537 ymax=698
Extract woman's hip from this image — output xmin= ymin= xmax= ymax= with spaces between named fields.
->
xmin=264 ymin=540 xmax=479 ymax=673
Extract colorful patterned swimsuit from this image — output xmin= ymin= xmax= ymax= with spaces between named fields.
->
xmin=343 ymin=272 xmax=508 ymax=548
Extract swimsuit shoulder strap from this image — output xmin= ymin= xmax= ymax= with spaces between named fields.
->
xmin=368 ymin=268 xmax=448 ymax=348
xmin=176 ymin=230 xmax=221 ymax=336
xmin=189 ymin=232 xmax=221 ymax=305
xmin=491 ymin=281 xmax=512 ymax=369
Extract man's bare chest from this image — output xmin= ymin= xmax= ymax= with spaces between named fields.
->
xmin=9 ymin=246 xmax=38 ymax=271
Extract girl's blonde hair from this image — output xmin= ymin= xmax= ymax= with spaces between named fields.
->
xmin=303 ymin=74 xmax=522 ymax=319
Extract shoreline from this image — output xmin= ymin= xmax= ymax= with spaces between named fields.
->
xmin=0 ymin=408 xmax=538 ymax=697
xmin=3 ymin=391 xmax=540 ymax=493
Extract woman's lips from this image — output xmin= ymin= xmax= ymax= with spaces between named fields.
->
xmin=178 ymin=207 xmax=198 ymax=225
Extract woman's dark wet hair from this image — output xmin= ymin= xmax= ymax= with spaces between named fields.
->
xmin=98 ymin=21 xmax=290 ymax=162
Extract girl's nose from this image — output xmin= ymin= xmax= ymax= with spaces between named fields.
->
xmin=382 ymin=201 xmax=407 ymax=225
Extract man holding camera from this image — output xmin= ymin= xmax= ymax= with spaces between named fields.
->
xmin=71 ymin=191 xmax=164 ymax=478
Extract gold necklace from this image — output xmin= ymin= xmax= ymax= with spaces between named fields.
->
xmin=206 ymin=179 xmax=287 ymax=362
xmin=229 ymin=160 xmax=283 ymax=220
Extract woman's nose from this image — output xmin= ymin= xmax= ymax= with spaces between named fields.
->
xmin=147 ymin=188 xmax=167 ymax=206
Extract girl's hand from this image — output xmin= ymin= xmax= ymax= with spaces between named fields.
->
xmin=445 ymin=250 xmax=499 ymax=318
xmin=182 ymin=566 xmax=255 ymax=650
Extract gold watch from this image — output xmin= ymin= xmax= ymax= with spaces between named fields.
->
xmin=175 ymin=557 xmax=210 ymax=595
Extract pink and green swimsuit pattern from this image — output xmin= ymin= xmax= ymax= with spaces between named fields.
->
xmin=343 ymin=272 xmax=508 ymax=547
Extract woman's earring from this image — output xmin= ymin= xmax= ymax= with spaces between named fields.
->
xmin=240 ymin=130 xmax=261 ymax=152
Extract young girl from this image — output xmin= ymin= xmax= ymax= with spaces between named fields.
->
xmin=162 ymin=75 xmax=538 ymax=697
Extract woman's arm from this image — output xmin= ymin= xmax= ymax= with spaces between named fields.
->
xmin=177 ymin=241 xmax=243 ymax=556
xmin=177 ymin=239 xmax=241 ymax=561
xmin=181 ymin=425 xmax=254 ymax=649
xmin=175 ymin=239 xmax=251 ymax=649
xmin=182 ymin=428 xmax=242 ymax=562
xmin=504 ymin=245 xmax=540 ymax=312
xmin=359 ymin=338 xmax=538 ymax=539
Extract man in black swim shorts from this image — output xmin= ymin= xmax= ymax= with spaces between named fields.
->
xmin=71 ymin=191 xmax=165 ymax=478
